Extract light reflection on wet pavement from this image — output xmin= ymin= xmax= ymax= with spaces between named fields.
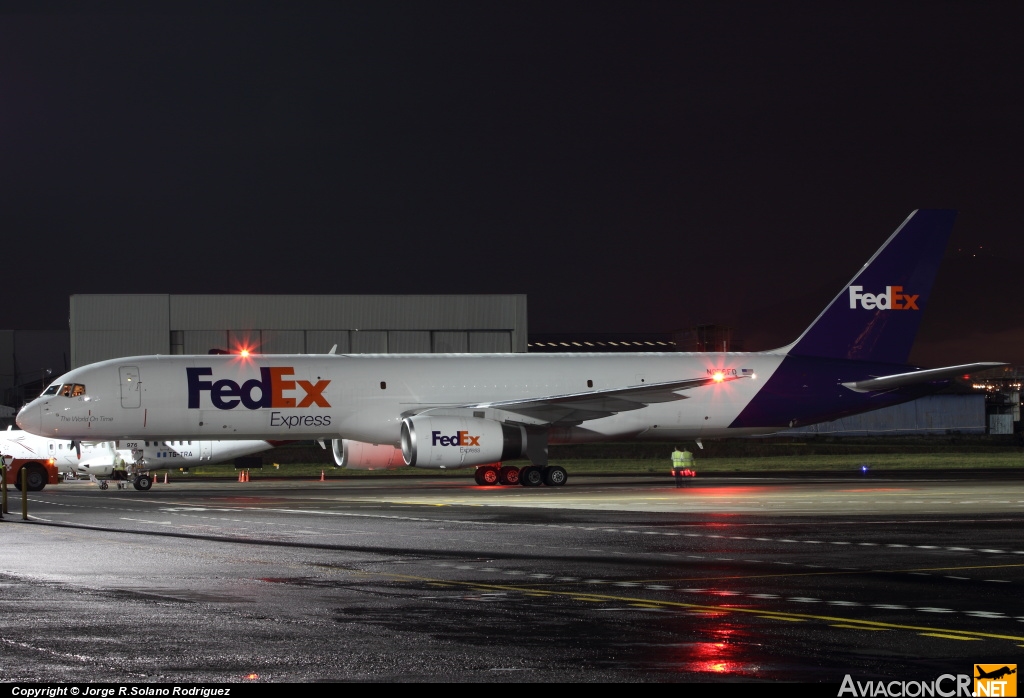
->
xmin=1 ymin=475 xmax=1022 ymax=682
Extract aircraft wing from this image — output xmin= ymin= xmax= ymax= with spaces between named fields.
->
xmin=841 ymin=362 xmax=1007 ymax=393
xmin=418 ymin=374 xmax=749 ymax=426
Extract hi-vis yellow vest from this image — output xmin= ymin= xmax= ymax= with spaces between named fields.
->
xmin=672 ymin=450 xmax=694 ymax=467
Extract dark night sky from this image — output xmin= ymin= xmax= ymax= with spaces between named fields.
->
xmin=2 ymin=1 xmax=1023 ymax=368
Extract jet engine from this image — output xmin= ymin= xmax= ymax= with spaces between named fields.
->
xmin=401 ymin=415 xmax=525 ymax=469
xmin=331 ymin=439 xmax=406 ymax=470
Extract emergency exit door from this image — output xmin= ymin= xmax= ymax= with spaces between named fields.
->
xmin=199 ymin=441 xmax=212 ymax=461
xmin=119 ymin=366 xmax=141 ymax=408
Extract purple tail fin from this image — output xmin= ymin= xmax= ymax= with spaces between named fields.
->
xmin=786 ymin=209 xmax=957 ymax=364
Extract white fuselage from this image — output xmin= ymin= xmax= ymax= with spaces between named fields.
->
xmin=16 ymin=352 xmax=786 ymax=445
xmin=0 ymin=428 xmax=274 ymax=476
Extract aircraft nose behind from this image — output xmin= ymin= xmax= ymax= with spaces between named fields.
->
xmin=16 ymin=402 xmax=41 ymax=435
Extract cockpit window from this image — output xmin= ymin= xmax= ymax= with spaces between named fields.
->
xmin=41 ymin=385 xmax=60 ymax=396
xmin=71 ymin=384 xmax=86 ymax=397
xmin=60 ymin=384 xmax=73 ymax=397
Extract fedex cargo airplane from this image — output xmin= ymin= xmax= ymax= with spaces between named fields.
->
xmin=16 ymin=210 xmax=1004 ymax=487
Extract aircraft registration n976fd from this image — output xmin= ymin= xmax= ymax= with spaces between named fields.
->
xmin=16 ymin=210 xmax=1005 ymax=487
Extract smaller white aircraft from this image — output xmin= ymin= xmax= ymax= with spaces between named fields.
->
xmin=0 ymin=426 xmax=276 ymax=490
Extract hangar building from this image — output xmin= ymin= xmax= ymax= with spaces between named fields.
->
xmin=68 ymin=294 xmax=528 ymax=369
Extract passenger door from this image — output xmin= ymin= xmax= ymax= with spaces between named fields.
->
xmin=119 ymin=366 xmax=141 ymax=408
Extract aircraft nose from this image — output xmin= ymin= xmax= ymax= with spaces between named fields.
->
xmin=16 ymin=402 xmax=40 ymax=434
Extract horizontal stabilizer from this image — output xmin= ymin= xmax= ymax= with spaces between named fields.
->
xmin=841 ymin=362 xmax=1007 ymax=393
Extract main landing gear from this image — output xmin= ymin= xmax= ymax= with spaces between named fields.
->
xmin=473 ymin=464 xmax=567 ymax=487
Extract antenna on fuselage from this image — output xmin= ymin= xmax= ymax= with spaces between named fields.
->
xmin=328 ymin=344 xmax=337 ymax=355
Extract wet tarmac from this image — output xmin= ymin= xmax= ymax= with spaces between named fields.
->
xmin=1 ymin=473 xmax=1022 ymax=682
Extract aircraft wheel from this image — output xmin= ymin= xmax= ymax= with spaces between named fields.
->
xmin=498 ymin=465 xmax=520 ymax=485
xmin=520 ymin=466 xmax=544 ymax=487
xmin=477 ymin=466 xmax=499 ymax=486
xmin=99 ymin=481 xmax=109 ymax=490
xmin=133 ymin=474 xmax=153 ymax=491
xmin=543 ymin=466 xmax=568 ymax=487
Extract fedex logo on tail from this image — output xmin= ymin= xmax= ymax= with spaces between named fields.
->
xmin=187 ymin=367 xmax=330 ymax=410
xmin=848 ymin=286 xmax=919 ymax=311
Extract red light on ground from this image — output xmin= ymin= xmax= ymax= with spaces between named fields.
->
xmin=690 ymin=661 xmax=732 ymax=674
xmin=243 ymin=673 xmax=259 ymax=680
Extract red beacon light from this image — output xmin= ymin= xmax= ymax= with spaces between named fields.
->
xmin=232 ymin=344 xmax=257 ymax=359
xmin=712 ymin=371 xmax=725 ymax=382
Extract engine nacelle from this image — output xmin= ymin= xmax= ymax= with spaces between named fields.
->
xmin=331 ymin=439 xmax=406 ymax=470
xmin=401 ymin=416 xmax=525 ymax=469
xmin=76 ymin=459 xmax=115 ymax=477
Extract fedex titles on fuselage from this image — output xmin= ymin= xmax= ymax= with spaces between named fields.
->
xmin=188 ymin=365 xmax=482 ymax=451
xmin=186 ymin=366 xmax=332 ymax=428
xmin=849 ymin=285 xmax=919 ymax=310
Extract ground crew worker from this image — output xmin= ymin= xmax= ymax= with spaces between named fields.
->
xmin=671 ymin=447 xmax=695 ymax=488
xmin=112 ymin=457 xmax=128 ymax=489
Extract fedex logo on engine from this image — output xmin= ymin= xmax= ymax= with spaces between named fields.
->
xmin=432 ymin=430 xmax=481 ymax=447
xmin=848 ymin=285 xmax=919 ymax=311
xmin=186 ymin=367 xmax=330 ymax=410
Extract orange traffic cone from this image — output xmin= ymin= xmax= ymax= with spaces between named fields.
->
xmin=244 ymin=470 xmax=250 ymax=483
xmin=320 ymin=470 xmax=325 ymax=482
xmin=238 ymin=470 xmax=243 ymax=483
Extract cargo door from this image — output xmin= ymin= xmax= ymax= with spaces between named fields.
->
xmin=119 ymin=366 xmax=142 ymax=408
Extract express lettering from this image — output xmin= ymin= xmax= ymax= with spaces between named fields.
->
xmin=431 ymin=430 xmax=481 ymax=447
xmin=187 ymin=367 xmax=330 ymax=410
xmin=270 ymin=412 xmax=333 ymax=429
xmin=848 ymin=285 xmax=919 ymax=311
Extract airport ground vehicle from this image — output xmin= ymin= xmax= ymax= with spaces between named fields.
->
xmin=1 ymin=456 xmax=60 ymax=492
